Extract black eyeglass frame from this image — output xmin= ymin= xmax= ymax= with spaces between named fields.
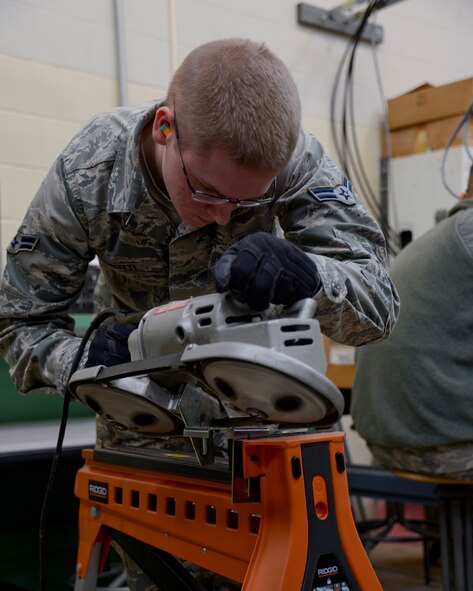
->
xmin=173 ymin=115 xmax=276 ymax=208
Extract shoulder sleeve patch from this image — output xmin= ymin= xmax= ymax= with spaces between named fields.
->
xmin=308 ymin=176 xmax=356 ymax=206
xmin=7 ymin=234 xmax=39 ymax=254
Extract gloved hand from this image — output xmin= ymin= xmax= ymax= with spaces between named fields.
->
xmin=85 ymin=322 xmax=136 ymax=368
xmin=214 ymin=232 xmax=321 ymax=311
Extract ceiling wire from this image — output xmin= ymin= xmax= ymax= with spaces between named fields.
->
xmin=440 ymin=97 xmax=473 ymax=199
xmin=463 ymin=116 xmax=473 ymax=163
xmin=330 ymin=0 xmax=401 ymax=255
xmin=370 ymin=11 xmax=401 ymax=240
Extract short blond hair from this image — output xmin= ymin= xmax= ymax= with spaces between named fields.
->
xmin=167 ymin=38 xmax=301 ymax=173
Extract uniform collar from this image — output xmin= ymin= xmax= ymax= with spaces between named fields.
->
xmin=107 ymin=101 xmax=162 ymax=216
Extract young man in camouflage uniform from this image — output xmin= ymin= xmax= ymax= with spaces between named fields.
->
xmin=0 ymin=39 xmax=399 ymax=590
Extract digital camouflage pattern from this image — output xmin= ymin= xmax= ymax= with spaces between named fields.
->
xmin=0 ymin=100 xmax=399 ymax=399
xmin=369 ymin=442 xmax=473 ymax=481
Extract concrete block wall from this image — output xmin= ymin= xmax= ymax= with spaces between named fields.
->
xmin=0 ymin=0 xmax=472 ymax=269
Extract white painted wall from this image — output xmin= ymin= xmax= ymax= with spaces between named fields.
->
xmin=391 ymin=146 xmax=472 ymax=241
xmin=0 ymin=0 xmax=472 ymax=261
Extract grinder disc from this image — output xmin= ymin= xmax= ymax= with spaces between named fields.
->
xmin=73 ymin=378 xmax=181 ymax=434
xmin=201 ymin=358 xmax=343 ymax=426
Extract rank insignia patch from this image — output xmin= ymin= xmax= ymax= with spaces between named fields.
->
xmin=8 ymin=234 xmax=39 ymax=254
xmin=308 ymin=176 xmax=356 ymax=206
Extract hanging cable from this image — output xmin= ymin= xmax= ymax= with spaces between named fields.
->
xmin=330 ymin=0 xmax=401 ymax=255
xmin=462 ymin=105 xmax=473 ymax=163
xmin=370 ymin=15 xmax=401 ymax=241
xmin=440 ymin=97 xmax=473 ymax=199
xmin=39 ymin=308 xmax=119 ymax=591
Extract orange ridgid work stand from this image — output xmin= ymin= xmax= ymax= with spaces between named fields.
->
xmin=73 ymin=431 xmax=383 ymax=591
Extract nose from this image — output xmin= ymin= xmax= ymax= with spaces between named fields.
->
xmin=208 ymin=204 xmax=235 ymax=226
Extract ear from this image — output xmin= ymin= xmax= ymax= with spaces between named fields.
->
xmin=152 ymin=106 xmax=174 ymax=145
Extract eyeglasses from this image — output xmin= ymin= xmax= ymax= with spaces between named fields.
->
xmin=173 ymin=115 xmax=276 ymax=208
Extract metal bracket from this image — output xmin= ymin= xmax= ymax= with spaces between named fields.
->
xmin=178 ymin=382 xmax=224 ymax=465
xmin=297 ymin=2 xmax=384 ymax=44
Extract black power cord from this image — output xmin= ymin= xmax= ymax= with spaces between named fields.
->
xmin=38 ymin=308 xmax=119 ymax=591
xmin=330 ymin=0 xmax=401 ymax=255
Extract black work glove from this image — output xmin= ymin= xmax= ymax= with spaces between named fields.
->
xmin=85 ymin=322 xmax=136 ymax=368
xmin=214 ymin=232 xmax=321 ymax=311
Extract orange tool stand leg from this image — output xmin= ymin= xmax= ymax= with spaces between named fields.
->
xmin=73 ymin=432 xmax=383 ymax=591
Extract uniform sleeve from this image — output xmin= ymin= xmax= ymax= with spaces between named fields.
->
xmin=274 ymin=131 xmax=400 ymax=346
xmin=0 ymin=156 xmax=93 ymax=394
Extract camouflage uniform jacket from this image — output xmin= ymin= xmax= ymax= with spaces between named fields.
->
xmin=0 ymin=101 xmax=399 ymax=396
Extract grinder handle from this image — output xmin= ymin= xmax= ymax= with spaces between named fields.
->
xmin=284 ymin=297 xmax=318 ymax=319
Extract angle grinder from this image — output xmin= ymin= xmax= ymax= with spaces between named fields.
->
xmin=68 ymin=293 xmax=344 ymax=437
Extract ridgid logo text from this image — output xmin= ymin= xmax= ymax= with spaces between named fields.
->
xmin=318 ymin=565 xmax=339 ymax=577
xmin=88 ymin=480 xmax=109 ymax=504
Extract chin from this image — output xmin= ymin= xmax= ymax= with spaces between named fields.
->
xmin=183 ymin=215 xmax=212 ymax=228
